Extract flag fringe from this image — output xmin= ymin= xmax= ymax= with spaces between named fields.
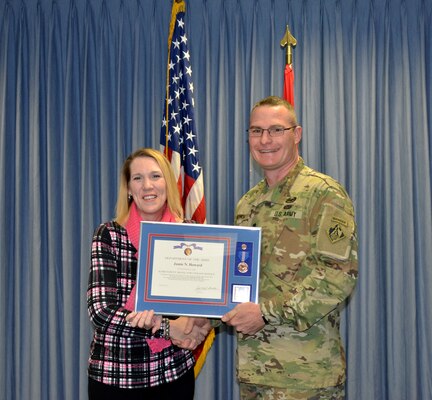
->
xmin=193 ymin=328 xmax=216 ymax=378
xmin=168 ymin=1 xmax=186 ymax=45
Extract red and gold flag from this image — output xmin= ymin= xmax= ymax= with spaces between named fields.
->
xmin=283 ymin=63 xmax=295 ymax=106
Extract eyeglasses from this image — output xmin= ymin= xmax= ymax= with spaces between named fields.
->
xmin=247 ymin=126 xmax=297 ymax=137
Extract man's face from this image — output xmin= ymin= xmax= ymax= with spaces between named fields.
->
xmin=248 ymin=105 xmax=301 ymax=177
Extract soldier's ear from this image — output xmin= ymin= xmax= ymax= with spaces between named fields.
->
xmin=293 ymin=125 xmax=302 ymax=144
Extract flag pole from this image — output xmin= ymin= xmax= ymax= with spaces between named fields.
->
xmin=280 ymin=25 xmax=296 ymax=66
xmin=160 ymin=0 xmax=213 ymax=377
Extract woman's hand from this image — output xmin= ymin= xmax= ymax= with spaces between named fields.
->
xmin=126 ymin=310 xmax=162 ymax=334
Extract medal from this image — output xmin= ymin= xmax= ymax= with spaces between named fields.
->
xmin=237 ymin=244 xmax=249 ymax=273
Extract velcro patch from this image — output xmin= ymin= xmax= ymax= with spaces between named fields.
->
xmin=316 ymin=203 xmax=354 ymax=260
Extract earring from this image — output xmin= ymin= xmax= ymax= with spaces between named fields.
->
xmin=128 ymin=194 xmax=133 ymax=201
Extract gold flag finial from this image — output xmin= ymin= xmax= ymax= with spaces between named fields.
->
xmin=280 ymin=25 xmax=297 ymax=65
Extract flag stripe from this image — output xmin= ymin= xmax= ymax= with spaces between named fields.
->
xmin=185 ymin=174 xmax=205 ymax=219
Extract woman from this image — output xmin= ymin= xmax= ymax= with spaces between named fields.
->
xmin=87 ymin=148 xmax=211 ymax=400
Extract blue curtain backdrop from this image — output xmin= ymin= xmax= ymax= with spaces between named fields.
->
xmin=1 ymin=0 xmax=431 ymax=399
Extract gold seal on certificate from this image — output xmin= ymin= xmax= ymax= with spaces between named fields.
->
xmin=237 ymin=261 xmax=249 ymax=273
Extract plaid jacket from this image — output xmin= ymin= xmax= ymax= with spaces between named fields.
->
xmin=87 ymin=221 xmax=194 ymax=388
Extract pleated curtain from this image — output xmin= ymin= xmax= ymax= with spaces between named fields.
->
xmin=1 ymin=0 xmax=431 ymax=399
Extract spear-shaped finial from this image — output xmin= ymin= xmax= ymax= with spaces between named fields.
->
xmin=280 ymin=25 xmax=297 ymax=65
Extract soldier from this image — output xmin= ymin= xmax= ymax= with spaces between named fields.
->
xmin=222 ymin=96 xmax=358 ymax=400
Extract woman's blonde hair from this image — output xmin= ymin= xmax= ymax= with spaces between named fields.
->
xmin=115 ymin=148 xmax=183 ymax=225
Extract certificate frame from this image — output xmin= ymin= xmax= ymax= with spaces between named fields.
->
xmin=135 ymin=221 xmax=261 ymax=318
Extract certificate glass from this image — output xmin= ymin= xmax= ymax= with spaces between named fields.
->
xmin=135 ymin=222 xmax=261 ymax=318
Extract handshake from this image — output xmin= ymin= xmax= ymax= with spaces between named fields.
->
xmin=126 ymin=310 xmax=213 ymax=351
xmin=126 ymin=300 xmax=266 ymax=350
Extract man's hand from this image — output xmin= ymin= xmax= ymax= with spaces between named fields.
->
xmin=183 ymin=317 xmax=211 ymax=335
xmin=221 ymin=302 xmax=265 ymax=335
xmin=170 ymin=317 xmax=212 ymax=350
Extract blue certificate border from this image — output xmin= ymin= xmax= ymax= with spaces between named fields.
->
xmin=135 ymin=222 xmax=261 ymax=317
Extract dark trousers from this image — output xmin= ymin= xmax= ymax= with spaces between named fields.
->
xmin=88 ymin=367 xmax=195 ymax=400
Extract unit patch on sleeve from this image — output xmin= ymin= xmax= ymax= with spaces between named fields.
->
xmin=316 ymin=203 xmax=355 ymax=260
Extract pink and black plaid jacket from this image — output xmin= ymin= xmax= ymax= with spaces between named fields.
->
xmin=87 ymin=221 xmax=194 ymax=388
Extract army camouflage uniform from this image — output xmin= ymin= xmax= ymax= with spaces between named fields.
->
xmin=234 ymin=158 xmax=358 ymax=394
xmin=240 ymin=381 xmax=345 ymax=400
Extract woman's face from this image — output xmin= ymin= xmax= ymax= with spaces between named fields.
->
xmin=128 ymin=156 xmax=167 ymax=221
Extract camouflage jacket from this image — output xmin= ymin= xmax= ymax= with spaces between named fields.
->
xmin=234 ymin=158 xmax=358 ymax=389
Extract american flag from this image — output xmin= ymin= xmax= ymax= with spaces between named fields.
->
xmin=160 ymin=0 xmax=206 ymax=224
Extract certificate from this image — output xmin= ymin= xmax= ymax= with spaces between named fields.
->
xmin=135 ymin=222 xmax=261 ymax=318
